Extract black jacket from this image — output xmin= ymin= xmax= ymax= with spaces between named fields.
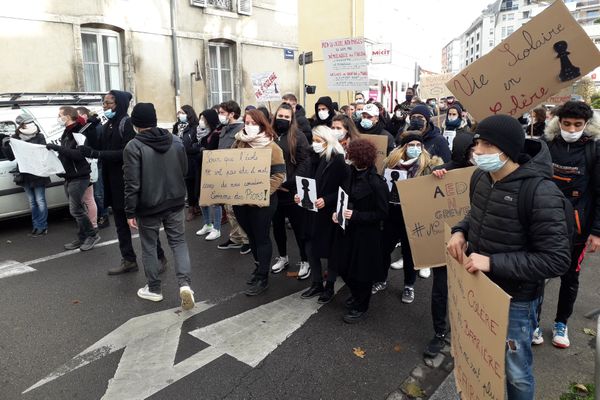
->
xmin=295 ymin=105 xmax=313 ymax=141
xmin=4 ymin=132 xmax=51 ymax=187
xmin=55 ymin=122 xmax=91 ymax=181
xmin=276 ymin=128 xmax=310 ymax=193
xmin=543 ymin=115 xmax=600 ymax=242
xmin=356 ymin=120 xmax=395 ymax=154
xmin=525 ymin=121 xmax=545 ymax=138
xmin=386 ymin=116 xmax=405 ymax=141
xmin=422 ymin=123 xmax=451 ymax=163
xmin=453 ymin=139 xmax=571 ymax=301
xmin=173 ymin=122 xmax=200 ymax=178
xmin=434 ymin=131 xmax=474 ymax=172
xmin=310 ymin=96 xmax=335 ymax=128
xmin=123 ymin=128 xmax=187 ymax=218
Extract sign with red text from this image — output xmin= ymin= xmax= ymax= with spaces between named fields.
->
xmin=321 ymin=37 xmax=369 ymax=91
xmin=396 ymin=167 xmax=476 ymax=269
xmin=419 ymin=72 xmax=455 ymax=100
xmin=251 ymin=72 xmax=281 ymax=102
xmin=445 ymin=0 xmax=600 ymax=122
xmin=445 ymin=226 xmax=511 ymax=400
xmin=369 ymin=42 xmax=392 ymax=64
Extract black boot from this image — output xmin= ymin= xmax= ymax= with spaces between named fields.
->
xmin=423 ymin=333 xmax=447 ymax=358
xmin=301 ymin=282 xmax=324 ymax=299
xmin=343 ymin=309 xmax=366 ymax=324
xmin=245 ymin=278 xmax=268 ymax=296
xmin=317 ymin=282 xmax=335 ymax=304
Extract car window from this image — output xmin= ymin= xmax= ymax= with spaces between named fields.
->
xmin=0 ymin=121 xmax=16 ymax=161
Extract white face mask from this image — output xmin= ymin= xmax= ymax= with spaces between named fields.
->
xmin=560 ymin=127 xmax=585 ymax=143
xmin=331 ymin=129 xmax=346 ymax=141
xmin=395 ymin=110 xmax=403 ymax=119
xmin=20 ymin=123 xmax=37 ymax=135
xmin=447 ymin=116 xmax=459 ymax=122
xmin=244 ymin=124 xmax=261 ymax=137
xmin=218 ymin=114 xmax=229 ymax=125
xmin=318 ymin=110 xmax=330 ymax=121
xmin=312 ymin=142 xmax=325 ymax=154
xmin=57 ymin=117 xmax=66 ymax=127
xmin=199 ymin=119 xmax=206 ymax=129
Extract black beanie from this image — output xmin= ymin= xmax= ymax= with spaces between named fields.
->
xmin=474 ymin=115 xmax=525 ymax=161
xmin=400 ymin=133 xmax=424 ymax=147
xmin=131 ymin=103 xmax=157 ymax=128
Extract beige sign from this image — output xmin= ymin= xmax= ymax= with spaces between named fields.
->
xmin=546 ymin=86 xmax=573 ymax=105
xmin=396 ymin=167 xmax=476 ymax=269
xmin=445 ymin=226 xmax=511 ymax=400
xmin=445 ymin=0 xmax=600 ymax=121
xmin=419 ymin=72 xmax=455 ymax=100
xmin=359 ymin=133 xmax=388 ymax=174
xmin=199 ymin=148 xmax=272 ymax=207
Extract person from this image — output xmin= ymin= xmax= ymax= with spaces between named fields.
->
xmin=257 ymin=106 xmax=271 ymax=123
xmin=296 ymin=126 xmax=349 ymax=304
xmin=195 ymin=108 xmax=223 ymax=241
xmin=426 ymin=98 xmax=438 ymax=116
xmin=373 ymin=132 xmax=443 ymax=302
xmin=448 ymin=114 xmax=571 ymax=399
xmin=232 ymin=109 xmax=285 ymax=295
xmin=538 ymin=101 xmax=600 ymax=348
xmin=3 ymin=113 xmax=51 ymax=236
xmin=374 ymin=101 xmax=390 ymax=128
xmin=331 ymin=114 xmax=360 ymax=151
xmin=424 ymin=131 xmax=475 ymax=358
xmin=282 ymin=93 xmax=312 ymax=140
xmin=122 ymin=103 xmax=195 ymax=310
xmin=407 ymin=105 xmax=451 ymax=165
xmin=46 ymin=106 xmax=100 ymax=251
xmin=398 ymin=88 xmax=415 ymax=116
xmin=215 ymin=100 xmax=251 ymax=254
xmin=356 ymin=103 xmax=395 ymax=154
xmin=525 ymin=107 xmax=547 ymax=138
xmin=311 ymin=96 xmax=336 ymax=128
xmin=340 ymin=105 xmax=351 ymax=117
xmin=441 ymin=104 xmax=470 ymax=135
xmin=79 ymin=90 xmax=168 ymax=275
xmin=355 ymin=92 xmax=365 ymax=103
xmin=387 ymin=103 xmax=407 ymax=142
xmin=329 ymin=139 xmax=389 ymax=323
xmin=172 ymin=105 xmax=201 ymax=222
xmin=270 ymin=103 xmax=311 ymax=278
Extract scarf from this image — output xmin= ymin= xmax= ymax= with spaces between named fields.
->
xmin=176 ymin=122 xmax=188 ymax=138
xmin=397 ymin=157 xmax=420 ymax=178
xmin=445 ymin=118 xmax=461 ymax=129
xmin=234 ymin=130 xmax=272 ymax=148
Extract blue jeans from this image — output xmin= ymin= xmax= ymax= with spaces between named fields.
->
xmin=505 ymin=297 xmax=540 ymax=400
xmin=23 ymin=184 xmax=48 ymax=230
xmin=200 ymin=205 xmax=222 ymax=230
xmin=93 ymin=163 xmax=108 ymax=218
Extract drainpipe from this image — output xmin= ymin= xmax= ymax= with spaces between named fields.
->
xmin=170 ymin=0 xmax=181 ymax=112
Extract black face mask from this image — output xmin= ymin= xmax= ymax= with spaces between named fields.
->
xmin=409 ymin=119 xmax=425 ymax=131
xmin=274 ymin=118 xmax=290 ymax=134
xmin=405 ymin=94 xmax=413 ymax=102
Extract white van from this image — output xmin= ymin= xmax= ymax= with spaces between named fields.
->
xmin=0 ymin=93 xmax=105 ymax=220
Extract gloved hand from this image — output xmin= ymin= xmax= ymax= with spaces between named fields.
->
xmin=78 ymin=145 xmax=98 ymax=158
xmin=46 ymin=143 xmax=61 ymax=151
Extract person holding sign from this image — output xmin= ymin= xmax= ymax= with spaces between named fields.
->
xmin=232 ymin=109 xmax=286 ymax=296
xmin=447 ymin=115 xmax=571 ymax=400
xmin=329 ymin=139 xmax=389 ymax=323
xmin=331 ymin=114 xmax=360 ymax=151
xmin=373 ymin=133 xmax=443 ymax=302
xmin=295 ymin=126 xmax=348 ymax=303
xmin=355 ymin=103 xmax=395 ymax=155
xmin=407 ymin=105 xmax=451 ymax=163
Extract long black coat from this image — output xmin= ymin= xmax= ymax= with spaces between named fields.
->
xmin=173 ymin=122 xmax=200 ymax=179
xmin=329 ymin=166 xmax=389 ymax=283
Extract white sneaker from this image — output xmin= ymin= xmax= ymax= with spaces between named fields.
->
xmin=297 ymin=261 xmax=311 ymax=280
xmin=196 ymin=224 xmax=213 ymax=236
xmin=390 ymin=258 xmax=404 ymax=270
xmin=532 ymin=327 xmax=544 ymax=345
xmin=205 ymin=229 xmax=221 ymax=241
xmin=137 ymin=285 xmax=163 ymax=302
xmin=552 ymin=322 xmax=570 ymax=348
xmin=271 ymin=256 xmax=289 ymax=273
xmin=180 ymin=286 xmax=195 ymax=310
xmin=419 ymin=268 xmax=431 ymax=279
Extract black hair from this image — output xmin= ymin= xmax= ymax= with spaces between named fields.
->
xmin=555 ymin=101 xmax=593 ymax=121
xmin=257 ymin=106 xmax=271 ymax=122
xmin=219 ymin=100 xmax=241 ymax=119
xmin=181 ymin=105 xmax=199 ymax=126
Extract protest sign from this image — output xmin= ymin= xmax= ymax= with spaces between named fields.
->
xmin=199 ymin=148 xmax=272 ymax=207
xmin=444 ymin=226 xmax=511 ymax=400
xmin=295 ymin=176 xmax=317 ymax=212
xmin=321 ymin=37 xmax=369 ymax=91
xmin=546 ymin=86 xmax=573 ymax=105
xmin=336 ymin=187 xmax=349 ymax=230
xmin=443 ymin=130 xmax=457 ymax=151
xmin=251 ymin=72 xmax=281 ymax=102
xmin=383 ymin=168 xmax=406 ymax=204
xmin=359 ymin=133 xmax=388 ymax=174
xmin=445 ymin=0 xmax=600 ymax=122
xmin=9 ymin=138 xmax=65 ymax=176
xmin=419 ymin=72 xmax=455 ymax=100
xmin=369 ymin=43 xmax=392 ymax=64
xmin=396 ymin=167 xmax=476 ymax=269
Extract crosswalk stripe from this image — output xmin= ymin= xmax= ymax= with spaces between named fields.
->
xmin=0 ymin=260 xmax=36 ymax=279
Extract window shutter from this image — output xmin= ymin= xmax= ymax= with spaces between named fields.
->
xmin=191 ymin=0 xmax=208 ymax=7
xmin=238 ymin=0 xmax=252 ymax=15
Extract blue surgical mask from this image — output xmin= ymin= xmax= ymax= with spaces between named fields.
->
xmin=104 ymin=109 xmax=116 ymax=119
xmin=472 ymin=152 xmax=507 ymax=172
xmin=360 ymin=118 xmax=373 ymax=130
xmin=178 ymin=114 xmax=188 ymax=123
xmin=354 ymin=111 xmax=362 ymax=120
xmin=406 ymin=147 xmax=422 ymax=159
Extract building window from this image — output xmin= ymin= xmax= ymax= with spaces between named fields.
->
xmin=81 ymin=29 xmax=122 ymax=92
xmin=208 ymin=43 xmax=234 ymax=105
xmin=501 ymin=27 xmax=507 ymax=38
xmin=507 ymin=26 xmax=514 ymax=35
xmin=489 ymin=40 xmax=494 ymax=46
xmin=476 ymin=44 xmax=480 ymax=52
xmin=476 ymin=32 xmax=480 ymax=41
xmin=507 ymin=13 xmax=514 ymax=20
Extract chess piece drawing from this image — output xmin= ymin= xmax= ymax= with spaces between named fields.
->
xmin=337 ymin=191 xmax=345 ymax=228
xmin=390 ymin=170 xmax=401 ymax=204
xmin=300 ymin=178 xmax=314 ymax=210
xmin=554 ymin=41 xmax=581 ymax=82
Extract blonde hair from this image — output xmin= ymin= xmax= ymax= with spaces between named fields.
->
xmin=384 ymin=139 xmax=443 ymax=177
xmin=312 ymin=125 xmax=344 ymax=161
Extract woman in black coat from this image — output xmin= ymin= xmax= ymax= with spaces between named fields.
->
xmin=295 ymin=125 xmax=349 ymax=303
xmin=173 ymin=104 xmax=200 ymax=221
xmin=329 ymin=139 xmax=389 ymax=323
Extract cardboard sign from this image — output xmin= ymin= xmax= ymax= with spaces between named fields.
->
xmin=396 ymin=167 xmax=476 ymax=269
xmin=419 ymin=72 xmax=455 ymax=100
xmin=321 ymin=37 xmax=369 ymax=91
xmin=546 ymin=86 xmax=573 ymax=105
xmin=199 ymin=148 xmax=272 ymax=207
xmin=444 ymin=226 xmax=511 ymax=400
xmin=358 ymin=133 xmax=388 ymax=174
xmin=336 ymin=187 xmax=349 ymax=230
xmin=251 ymin=72 xmax=281 ymax=102
xmin=445 ymin=0 xmax=600 ymax=122
xmin=295 ymin=176 xmax=317 ymax=212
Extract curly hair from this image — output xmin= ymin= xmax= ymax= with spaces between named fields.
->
xmin=556 ymin=101 xmax=593 ymax=121
xmin=347 ymin=139 xmax=377 ymax=169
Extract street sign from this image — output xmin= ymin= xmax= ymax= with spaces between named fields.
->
xmin=284 ymin=48 xmax=294 ymax=60
xmin=299 ymin=51 xmax=313 ymax=65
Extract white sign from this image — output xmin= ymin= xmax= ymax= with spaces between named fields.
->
xmin=295 ymin=176 xmax=318 ymax=212
xmin=336 ymin=187 xmax=349 ymax=229
xmin=384 ymin=168 xmax=406 ymax=204
xmin=370 ymin=43 xmax=392 ymax=64
xmin=443 ymin=130 xmax=457 ymax=151
xmin=321 ymin=37 xmax=369 ymax=91
xmin=251 ymin=71 xmax=281 ymax=102
xmin=9 ymin=138 xmax=65 ymax=177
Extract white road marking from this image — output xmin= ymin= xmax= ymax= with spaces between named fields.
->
xmin=0 ymin=260 xmax=36 ymax=279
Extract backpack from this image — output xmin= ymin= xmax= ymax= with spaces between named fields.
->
xmin=470 ymin=170 xmax=575 ymax=246
xmin=118 ymin=116 xmax=129 ymax=139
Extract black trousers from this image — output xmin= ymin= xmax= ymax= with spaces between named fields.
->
xmin=185 ymin=176 xmax=199 ymax=209
xmin=555 ymin=243 xmax=586 ymax=324
xmin=112 ymin=207 xmax=165 ymax=262
xmin=431 ymin=266 xmax=448 ymax=335
xmin=234 ymin=195 xmax=278 ymax=280
xmin=272 ymin=198 xmax=307 ymax=261
xmin=380 ymin=204 xmax=417 ymax=286
xmin=347 ymin=279 xmax=372 ymax=312
xmin=306 ymin=240 xmax=337 ymax=284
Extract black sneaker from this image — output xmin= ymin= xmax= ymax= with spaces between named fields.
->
xmin=97 ymin=216 xmax=110 ymax=229
xmin=240 ymin=244 xmax=251 ymax=255
xmin=424 ymin=333 xmax=447 ymax=358
xmin=344 ymin=296 xmax=356 ymax=309
xmin=246 ymin=266 xmax=259 ymax=285
xmin=108 ymin=259 xmax=139 ymax=275
xmin=64 ymin=239 xmax=82 ymax=250
xmin=217 ymin=239 xmax=243 ymax=250
xmin=31 ymin=228 xmax=48 ymax=237
xmin=245 ymin=279 xmax=268 ymax=296
xmin=158 ymin=256 xmax=168 ymax=275
xmin=317 ymin=288 xmax=335 ymax=304
xmin=301 ymin=283 xmax=324 ymax=299
xmin=343 ymin=309 xmax=366 ymax=324
xmin=80 ymin=235 xmax=101 ymax=251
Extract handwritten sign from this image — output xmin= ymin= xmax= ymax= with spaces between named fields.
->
xmin=199 ymin=148 xmax=272 ymax=207
xmin=445 ymin=0 xmax=600 ymax=122
xmin=359 ymin=133 xmax=388 ymax=174
xmin=419 ymin=72 xmax=455 ymax=100
xmin=251 ymin=72 xmax=281 ymax=102
xmin=321 ymin=37 xmax=369 ymax=91
xmin=369 ymin=42 xmax=392 ymax=64
xmin=444 ymin=226 xmax=511 ymax=400
xmin=396 ymin=167 xmax=476 ymax=269
xmin=546 ymin=86 xmax=573 ymax=105
xmin=9 ymin=138 xmax=65 ymax=176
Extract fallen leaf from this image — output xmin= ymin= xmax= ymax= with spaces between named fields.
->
xmin=393 ymin=345 xmax=402 ymax=352
xmin=286 ymin=271 xmax=299 ymax=277
xmin=583 ymin=328 xmax=597 ymax=337
xmin=573 ymin=383 xmax=589 ymax=393
xmin=352 ymin=347 xmax=366 ymax=358
xmin=71 ymin=300 xmax=80 ymax=304
xmin=401 ymin=382 xmax=425 ymax=398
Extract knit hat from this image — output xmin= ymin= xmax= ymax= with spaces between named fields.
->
xmin=15 ymin=113 xmax=34 ymax=125
xmin=400 ymin=132 xmax=424 ymax=147
xmin=410 ymin=105 xmax=432 ymax=120
xmin=474 ymin=115 xmax=525 ymax=161
xmin=362 ymin=103 xmax=379 ymax=117
xmin=131 ymin=103 xmax=157 ymax=128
